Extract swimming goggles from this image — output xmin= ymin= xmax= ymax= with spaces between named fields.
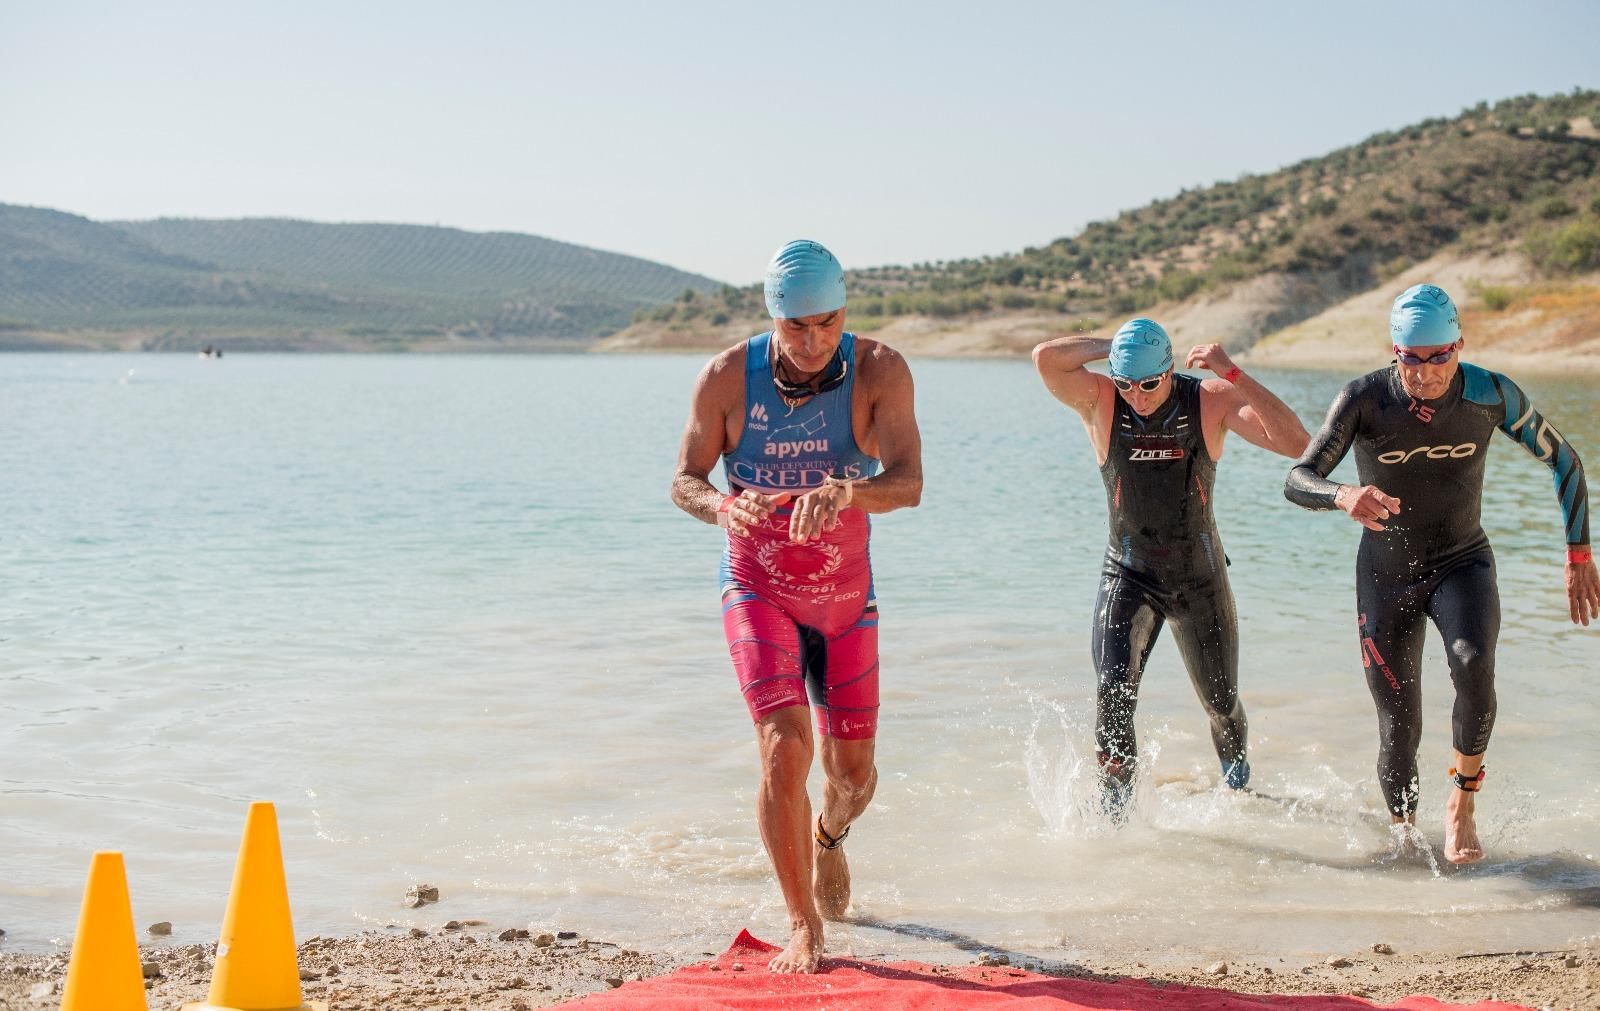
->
xmin=1392 ymin=342 xmax=1458 ymax=366
xmin=772 ymin=346 xmax=848 ymax=400
xmin=1110 ymin=373 xmax=1166 ymax=393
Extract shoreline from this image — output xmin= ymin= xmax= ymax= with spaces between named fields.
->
xmin=2 ymin=927 xmax=1593 ymax=1008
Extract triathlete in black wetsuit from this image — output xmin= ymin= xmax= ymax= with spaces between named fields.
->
xmin=1035 ymin=319 xmax=1311 ymax=818
xmin=1286 ymin=283 xmax=1599 ymax=863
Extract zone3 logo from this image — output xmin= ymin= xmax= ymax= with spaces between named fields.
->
xmin=1130 ymin=447 xmax=1186 ymax=461
xmin=1377 ymin=443 xmax=1478 ymax=464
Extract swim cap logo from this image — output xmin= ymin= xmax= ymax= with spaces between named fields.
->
xmin=1376 ymin=443 xmax=1478 ymax=464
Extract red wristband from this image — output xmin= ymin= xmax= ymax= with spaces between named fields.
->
xmin=716 ymin=495 xmax=736 ymax=528
xmin=1223 ymin=366 xmax=1243 ymax=384
xmin=1569 ymin=545 xmax=1592 ymax=565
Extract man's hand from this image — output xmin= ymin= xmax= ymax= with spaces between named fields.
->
xmin=1334 ymin=484 xmax=1402 ymax=532
xmin=788 ymin=479 xmax=852 ymax=544
xmin=1567 ymin=556 xmax=1600 ymax=626
xmin=1185 ymin=342 xmax=1239 ymax=378
xmin=723 ymin=490 xmax=791 ymax=538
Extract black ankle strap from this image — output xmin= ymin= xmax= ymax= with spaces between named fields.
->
xmin=1448 ymin=766 xmax=1486 ymax=791
xmin=815 ymin=815 xmax=850 ymax=850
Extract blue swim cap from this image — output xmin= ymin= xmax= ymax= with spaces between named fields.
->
xmin=1390 ymin=283 xmax=1460 ymax=348
xmin=764 ymin=240 xmax=846 ymax=319
xmin=1108 ymin=318 xmax=1174 ymax=380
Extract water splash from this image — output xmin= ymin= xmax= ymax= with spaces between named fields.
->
xmin=1022 ymin=693 xmax=1160 ymax=838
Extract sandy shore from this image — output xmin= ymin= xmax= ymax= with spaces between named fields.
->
xmin=2 ymin=926 xmax=1595 ymax=1009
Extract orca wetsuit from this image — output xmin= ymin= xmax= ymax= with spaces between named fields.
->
xmin=1286 ymin=362 xmax=1589 ymax=815
xmin=720 ymin=331 xmax=882 ymax=740
xmin=1094 ymin=373 xmax=1248 ymax=785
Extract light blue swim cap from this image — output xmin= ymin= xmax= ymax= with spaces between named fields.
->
xmin=1390 ymin=283 xmax=1460 ymax=348
xmin=1108 ymin=318 xmax=1174 ymax=380
xmin=764 ymin=240 xmax=846 ymax=319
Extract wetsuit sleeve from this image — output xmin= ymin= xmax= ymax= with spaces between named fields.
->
xmin=1284 ymin=380 xmax=1362 ymax=511
xmin=1490 ymin=372 xmax=1590 ymax=545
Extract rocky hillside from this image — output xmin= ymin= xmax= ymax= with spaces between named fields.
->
xmin=604 ymin=90 xmax=1600 ymax=364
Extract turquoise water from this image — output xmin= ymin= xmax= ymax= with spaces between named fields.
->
xmin=1 ymin=352 xmax=1596 ymax=964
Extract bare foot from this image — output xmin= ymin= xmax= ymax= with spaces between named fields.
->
xmin=1387 ymin=819 xmax=1428 ymax=860
xmin=1445 ymin=788 xmax=1484 ymax=864
xmin=814 ymin=840 xmax=851 ymax=920
xmin=768 ymin=918 xmax=823 ymax=973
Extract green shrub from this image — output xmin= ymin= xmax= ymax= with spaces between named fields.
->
xmin=1475 ymin=284 xmax=1517 ymax=311
xmin=1537 ymin=197 xmax=1576 ymax=219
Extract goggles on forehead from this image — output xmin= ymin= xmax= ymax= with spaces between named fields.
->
xmin=1111 ymin=372 xmax=1166 ymax=393
xmin=1392 ymin=342 xmax=1458 ymax=366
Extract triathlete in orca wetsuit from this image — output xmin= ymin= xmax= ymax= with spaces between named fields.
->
xmin=1286 ymin=283 xmax=1599 ymax=863
xmin=1034 ymin=318 xmax=1310 ymax=817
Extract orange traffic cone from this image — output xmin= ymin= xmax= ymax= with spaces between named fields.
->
xmin=183 ymin=802 xmax=326 ymax=1011
xmin=60 ymin=850 xmax=148 ymax=1011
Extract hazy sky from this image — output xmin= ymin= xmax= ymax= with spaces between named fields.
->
xmin=4 ymin=1 xmax=1598 ymax=284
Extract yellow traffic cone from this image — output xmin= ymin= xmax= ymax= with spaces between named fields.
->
xmin=183 ymin=802 xmax=326 ymax=1011
xmin=60 ymin=850 xmax=148 ymax=1011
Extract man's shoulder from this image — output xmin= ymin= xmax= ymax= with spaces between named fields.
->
xmin=695 ymin=339 xmax=753 ymax=397
xmin=1457 ymin=361 xmax=1509 ymax=408
xmin=852 ymin=335 xmax=911 ymax=376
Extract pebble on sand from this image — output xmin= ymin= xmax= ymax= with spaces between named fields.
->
xmin=1326 ymin=956 xmax=1353 ymax=968
xmin=1372 ymin=943 xmax=1394 ymax=955
xmin=1206 ymin=962 xmax=1229 ymax=976
xmin=406 ymin=884 xmax=441 ymax=909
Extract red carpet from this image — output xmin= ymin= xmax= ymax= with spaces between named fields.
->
xmin=565 ymin=930 xmax=1530 ymax=1010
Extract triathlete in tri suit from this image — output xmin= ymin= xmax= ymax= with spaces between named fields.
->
xmin=1286 ymin=283 xmax=1598 ymax=863
xmin=671 ymin=240 xmax=922 ymax=973
xmin=1034 ymin=319 xmax=1310 ymax=818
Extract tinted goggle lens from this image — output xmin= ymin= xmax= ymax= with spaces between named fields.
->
xmin=1393 ymin=342 xmax=1458 ymax=366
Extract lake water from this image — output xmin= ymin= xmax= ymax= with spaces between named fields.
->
xmin=2 ymin=352 xmax=1596 ymax=965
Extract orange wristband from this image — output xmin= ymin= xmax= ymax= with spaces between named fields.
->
xmin=1569 ymin=545 xmax=1592 ymax=565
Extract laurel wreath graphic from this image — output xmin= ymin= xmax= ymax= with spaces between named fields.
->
xmin=756 ymin=540 xmax=844 ymax=584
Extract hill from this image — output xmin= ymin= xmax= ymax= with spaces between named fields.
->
xmin=605 ymin=90 xmax=1600 ymax=365
xmin=0 ymin=206 xmax=721 ymax=351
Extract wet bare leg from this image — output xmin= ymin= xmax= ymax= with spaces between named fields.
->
xmin=756 ymin=708 xmax=824 ymax=973
xmin=1445 ymin=751 xmax=1485 ymax=864
xmin=814 ymin=735 xmax=877 ymax=921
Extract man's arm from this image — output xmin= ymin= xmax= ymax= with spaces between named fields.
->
xmin=1488 ymin=371 xmax=1598 ymax=625
xmin=853 ymin=344 xmax=922 ymax=514
xmin=786 ymin=342 xmax=922 ymax=543
xmin=1031 ymin=335 xmax=1113 ymax=418
xmin=1187 ymin=343 xmax=1309 ymax=459
xmin=1285 ymin=379 xmax=1401 ymax=532
xmin=671 ymin=351 xmax=790 ymax=535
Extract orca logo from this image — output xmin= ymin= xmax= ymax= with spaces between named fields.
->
xmin=1377 ymin=443 xmax=1477 ymax=465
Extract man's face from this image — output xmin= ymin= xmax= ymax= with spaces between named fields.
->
xmin=773 ymin=309 xmax=846 ymax=372
xmin=1395 ymin=340 xmax=1461 ymax=401
xmin=1114 ymin=368 xmax=1174 ymax=417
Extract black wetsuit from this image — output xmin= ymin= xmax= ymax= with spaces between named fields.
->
xmin=1093 ymin=374 xmax=1248 ymax=787
xmin=1286 ymin=363 xmax=1589 ymax=816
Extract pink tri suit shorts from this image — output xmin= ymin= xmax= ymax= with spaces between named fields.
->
xmin=720 ymin=502 xmax=879 ymax=740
